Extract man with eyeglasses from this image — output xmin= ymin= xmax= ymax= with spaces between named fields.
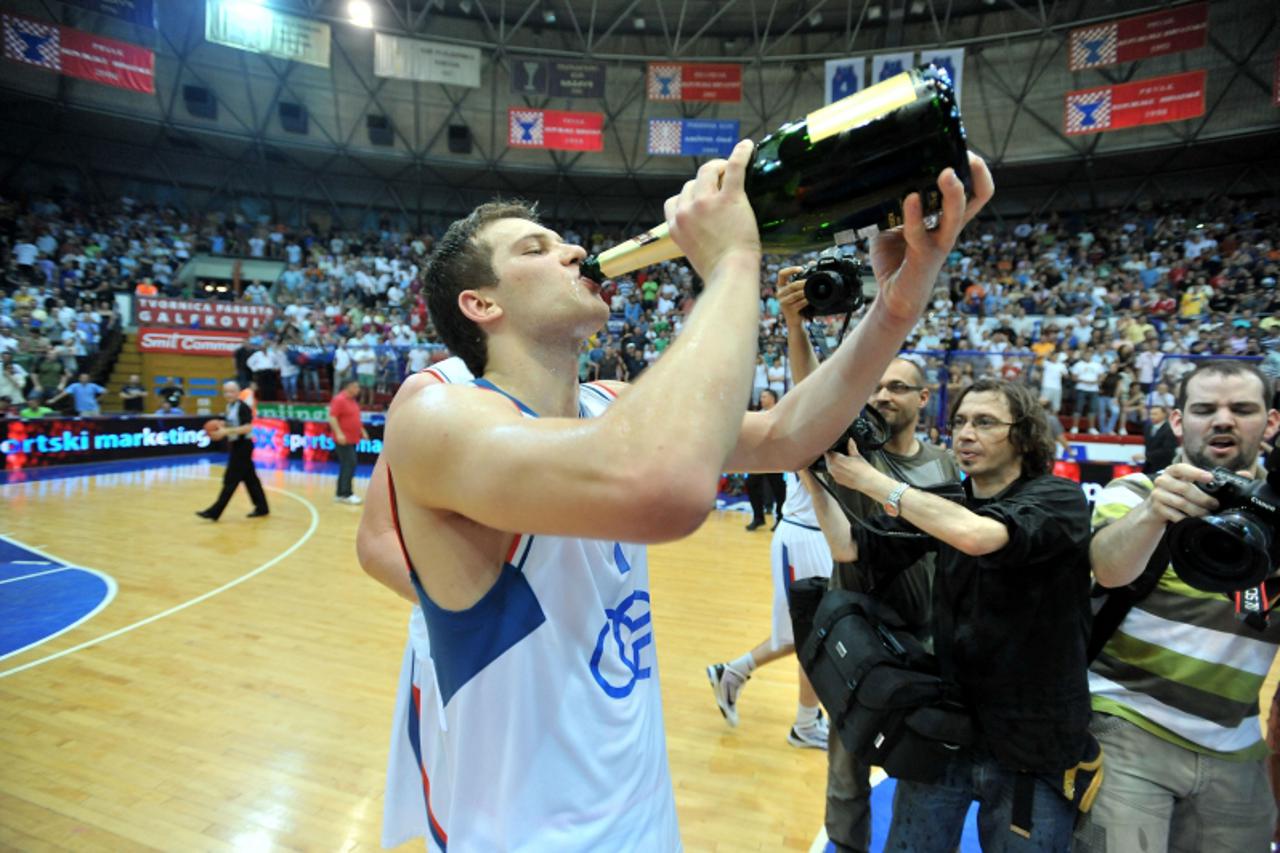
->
xmin=814 ymin=353 xmax=961 ymax=852
xmin=807 ymin=378 xmax=1093 ymax=850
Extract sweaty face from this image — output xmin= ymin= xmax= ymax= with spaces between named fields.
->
xmin=870 ymin=360 xmax=927 ymax=437
xmin=1174 ymin=372 xmax=1277 ymax=473
xmin=950 ymin=390 xmax=1020 ymax=482
xmin=480 ymin=219 xmax=607 ymax=338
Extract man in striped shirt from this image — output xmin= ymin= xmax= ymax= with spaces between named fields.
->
xmin=1076 ymin=361 xmax=1280 ymax=852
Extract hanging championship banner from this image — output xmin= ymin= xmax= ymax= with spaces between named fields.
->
xmin=374 ymin=32 xmax=480 ymax=87
xmin=61 ymin=0 xmax=155 ymax=28
xmin=647 ymin=119 xmax=740 ymax=157
xmin=646 ymin=63 xmax=741 ymax=102
xmin=872 ymin=52 xmax=915 ymax=85
xmin=3 ymin=13 xmax=154 ymax=93
xmin=1068 ymin=3 xmax=1208 ymax=71
xmin=1064 ymin=70 xmax=1206 ymax=136
xmin=509 ymin=57 xmax=606 ymax=98
xmin=920 ymin=47 xmax=964 ymax=106
xmin=508 ymin=108 xmax=604 ymax=152
xmin=204 ymin=0 xmax=330 ymax=68
xmin=824 ymin=56 xmax=866 ymax=105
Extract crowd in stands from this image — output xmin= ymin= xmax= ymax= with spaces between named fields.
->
xmin=1 ymin=191 xmax=1278 ymax=433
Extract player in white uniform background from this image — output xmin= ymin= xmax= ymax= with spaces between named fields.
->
xmin=706 ymin=268 xmax=833 ymax=748
xmin=363 ymin=145 xmax=992 ymax=850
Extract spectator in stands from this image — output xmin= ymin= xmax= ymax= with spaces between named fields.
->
xmin=19 ymin=390 xmax=54 ymax=418
xmin=120 ymin=374 xmax=146 ymax=414
xmin=353 ymin=344 xmax=377 ymax=406
xmin=1071 ymin=349 xmax=1104 ymax=433
xmin=49 ymin=372 xmax=105 ymax=416
xmin=0 ymin=352 xmax=28 ymax=406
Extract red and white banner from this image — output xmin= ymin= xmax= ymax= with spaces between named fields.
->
xmin=2 ymin=13 xmax=154 ymax=93
xmin=507 ymin=108 xmax=604 ymax=152
xmin=138 ymin=328 xmax=247 ymax=356
xmin=1068 ymin=3 xmax=1207 ymax=71
xmin=646 ymin=63 xmax=742 ymax=102
xmin=1064 ymin=70 xmax=1206 ymax=136
xmin=135 ymin=297 xmax=275 ymax=331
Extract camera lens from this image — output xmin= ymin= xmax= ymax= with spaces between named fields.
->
xmin=1169 ymin=512 xmax=1274 ymax=593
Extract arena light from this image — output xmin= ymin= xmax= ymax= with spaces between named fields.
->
xmin=542 ymin=5 xmax=556 ymax=24
xmin=808 ymin=10 xmax=823 ymax=26
xmin=348 ymin=0 xmax=374 ymax=27
xmin=633 ymin=15 xmax=645 ymax=30
xmin=867 ymin=5 xmax=883 ymax=20
xmin=910 ymin=0 xmax=926 ymax=13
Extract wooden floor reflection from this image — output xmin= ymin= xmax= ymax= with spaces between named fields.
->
xmin=0 ymin=459 xmax=825 ymax=851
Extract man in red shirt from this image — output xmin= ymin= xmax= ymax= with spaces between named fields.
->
xmin=328 ymin=379 xmax=368 ymax=504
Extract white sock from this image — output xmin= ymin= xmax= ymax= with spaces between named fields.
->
xmin=730 ymin=653 xmax=756 ymax=676
xmin=795 ymin=703 xmax=820 ymax=727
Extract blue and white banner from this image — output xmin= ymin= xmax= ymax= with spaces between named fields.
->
xmin=872 ymin=52 xmax=915 ymax=84
xmin=920 ymin=47 xmax=964 ymax=105
xmin=62 ymin=0 xmax=155 ymax=27
xmin=824 ymin=56 xmax=866 ymax=105
xmin=647 ymin=118 xmax=740 ymax=157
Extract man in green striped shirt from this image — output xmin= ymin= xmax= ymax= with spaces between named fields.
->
xmin=1076 ymin=361 xmax=1280 ymax=852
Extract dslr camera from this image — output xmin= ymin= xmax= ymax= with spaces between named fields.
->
xmin=1168 ymin=467 xmax=1280 ymax=593
xmin=808 ymin=405 xmax=889 ymax=473
xmin=797 ymin=251 xmax=867 ymax=318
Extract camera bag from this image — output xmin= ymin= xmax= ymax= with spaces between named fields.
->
xmin=796 ymin=588 xmax=972 ymax=784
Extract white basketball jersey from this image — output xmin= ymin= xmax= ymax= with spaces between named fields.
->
xmin=383 ymin=355 xmax=474 ymax=850
xmin=779 ymin=470 xmax=819 ymax=528
xmin=390 ymin=378 xmax=680 ymax=852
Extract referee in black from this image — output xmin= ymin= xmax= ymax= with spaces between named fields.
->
xmin=197 ymin=380 xmax=269 ymax=521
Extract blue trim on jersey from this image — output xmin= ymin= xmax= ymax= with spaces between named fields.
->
xmin=420 ymin=561 xmax=547 ymax=707
xmin=472 ymin=378 xmax=539 ymax=417
xmin=781 ymin=517 xmax=822 ymax=532
xmin=781 ymin=543 xmax=792 ymax=607
xmin=613 ymin=542 xmax=632 ymax=575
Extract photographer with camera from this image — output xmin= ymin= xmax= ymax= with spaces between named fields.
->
xmin=808 ymin=378 xmax=1094 ymax=851
xmin=1076 ymin=361 xmax=1280 ymax=853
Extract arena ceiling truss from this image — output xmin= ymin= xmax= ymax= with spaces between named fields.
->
xmin=0 ymin=0 xmax=1276 ymax=228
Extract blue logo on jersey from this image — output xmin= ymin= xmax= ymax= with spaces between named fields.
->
xmin=590 ymin=590 xmax=653 ymax=699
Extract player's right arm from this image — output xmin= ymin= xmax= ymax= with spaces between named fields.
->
xmin=777 ymin=267 xmax=820 ymax=386
xmin=798 ymin=468 xmax=856 ymax=562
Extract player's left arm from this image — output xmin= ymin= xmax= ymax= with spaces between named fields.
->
xmin=727 ymin=154 xmax=993 ymax=474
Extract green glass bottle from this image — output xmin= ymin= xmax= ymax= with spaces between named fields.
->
xmin=581 ymin=65 xmax=969 ymax=283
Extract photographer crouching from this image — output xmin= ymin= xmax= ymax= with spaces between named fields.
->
xmin=804 ymin=378 xmax=1095 ymax=850
xmin=1076 ymin=361 xmax=1280 ymax=853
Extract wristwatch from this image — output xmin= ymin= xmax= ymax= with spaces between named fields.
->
xmin=883 ymin=482 xmax=911 ymax=517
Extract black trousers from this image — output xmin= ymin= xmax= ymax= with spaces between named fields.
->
xmin=335 ymin=443 xmax=357 ymax=497
xmin=745 ymin=472 xmax=786 ymax=523
xmin=208 ymin=440 xmax=268 ymax=517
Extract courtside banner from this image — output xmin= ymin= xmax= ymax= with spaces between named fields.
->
xmin=1065 ymin=70 xmax=1206 ymax=136
xmin=647 ymin=119 xmax=740 ymax=156
xmin=508 ymin=108 xmax=604 ymax=151
xmin=646 ymin=63 xmax=742 ymax=102
xmin=1069 ymin=3 xmax=1207 ymax=71
xmin=135 ymin=297 xmax=275 ymax=330
xmin=3 ymin=13 xmax=154 ymax=93
xmin=374 ymin=32 xmax=480 ymax=87
xmin=205 ymin=0 xmax=330 ymax=68
xmin=138 ymin=328 xmax=247 ymax=356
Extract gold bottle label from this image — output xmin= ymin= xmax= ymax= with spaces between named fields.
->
xmin=593 ymin=222 xmax=684 ymax=279
xmin=807 ymin=71 xmax=918 ymax=144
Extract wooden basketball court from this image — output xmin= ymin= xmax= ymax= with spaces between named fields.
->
xmin=0 ymin=459 xmax=826 ymax=851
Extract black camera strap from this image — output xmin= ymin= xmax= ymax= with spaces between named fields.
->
xmin=1087 ymin=533 xmax=1169 ymax=663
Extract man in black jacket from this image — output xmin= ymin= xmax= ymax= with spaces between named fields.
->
xmin=197 ymin=380 xmax=269 ymax=521
xmin=810 ymin=377 xmax=1093 ymax=851
xmin=1139 ymin=403 xmax=1177 ymax=475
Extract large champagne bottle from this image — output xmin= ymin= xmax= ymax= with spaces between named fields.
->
xmin=580 ymin=65 xmax=969 ymax=283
